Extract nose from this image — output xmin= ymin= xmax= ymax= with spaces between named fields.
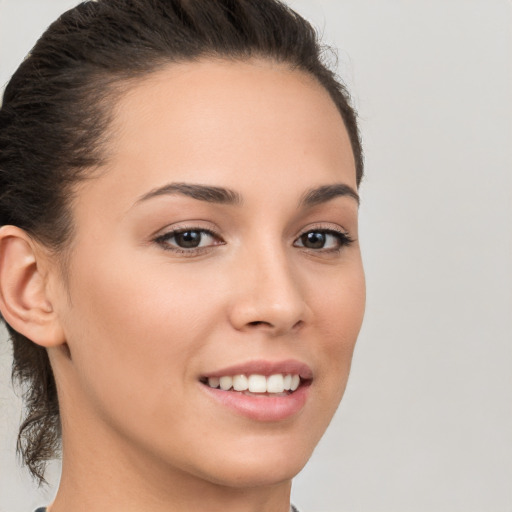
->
xmin=227 ymin=245 xmax=310 ymax=336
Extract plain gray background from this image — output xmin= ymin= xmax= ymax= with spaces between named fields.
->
xmin=1 ymin=1 xmax=511 ymax=511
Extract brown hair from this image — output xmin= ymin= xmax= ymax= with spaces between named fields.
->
xmin=0 ymin=0 xmax=363 ymax=484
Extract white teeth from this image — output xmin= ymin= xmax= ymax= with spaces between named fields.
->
xmin=266 ymin=374 xmax=285 ymax=393
xmin=248 ymin=374 xmax=267 ymax=393
xmin=206 ymin=373 xmax=302 ymax=394
xmin=232 ymin=374 xmax=248 ymax=391
xmin=208 ymin=376 xmax=220 ymax=388
xmin=219 ymin=376 xmax=233 ymax=391
xmin=290 ymin=374 xmax=300 ymax=391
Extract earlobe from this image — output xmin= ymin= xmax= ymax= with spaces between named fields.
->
xmin=0 ymin=225 xmax=66 ymax=347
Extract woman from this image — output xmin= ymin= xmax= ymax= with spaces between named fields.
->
xmin=0 ymin=0 xmax=365 ymax=511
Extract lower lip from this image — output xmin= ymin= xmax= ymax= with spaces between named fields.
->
xmin=200 ymin=383 xmax=310 ymax=422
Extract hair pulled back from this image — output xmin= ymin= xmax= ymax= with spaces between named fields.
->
xmin=0 ymin=0 xmax=363 ymax=484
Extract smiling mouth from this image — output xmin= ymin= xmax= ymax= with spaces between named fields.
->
xmin=200 ymin=373 xmax=308 ymax=396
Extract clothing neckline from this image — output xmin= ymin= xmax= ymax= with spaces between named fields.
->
xmin=36 ymin=506 xmax=301 ymax=512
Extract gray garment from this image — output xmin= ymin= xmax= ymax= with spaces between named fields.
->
xmin=36 ymin=506 xmax=301 ymax=511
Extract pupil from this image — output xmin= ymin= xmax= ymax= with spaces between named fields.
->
xmin=303 ymin=232 xmax=325 ymax=249
xmin=176 ymin=231 xmax=201 ymax=248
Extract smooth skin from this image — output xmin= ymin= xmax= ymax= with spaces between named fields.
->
xmin=0 ymin=59 xmax=365 ymax=512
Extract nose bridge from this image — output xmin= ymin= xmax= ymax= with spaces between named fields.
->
xmin=229 ymin=238 xmax=308 ymax=334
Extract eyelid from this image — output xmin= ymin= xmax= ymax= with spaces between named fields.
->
xmin=151 ymin=219 xmax=222 ymax=239
xmin=295 ymin=223 xmax=353 ymax=240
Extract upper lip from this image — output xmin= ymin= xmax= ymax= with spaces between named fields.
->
xmin=202 ymin=359 xmax=313 ymax=380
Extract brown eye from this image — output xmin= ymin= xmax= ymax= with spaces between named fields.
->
xmin=155 ymin=228 xmax=222 ymax=252
xmin=294 ymin=229 xmax=353 ymax=251
xmin=300 ymin=232 xmax=326 ymax=249
xmin=174 ymin=230 xmax=203 ymax=248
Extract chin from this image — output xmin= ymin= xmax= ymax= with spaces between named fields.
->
xmin=185 ymin=432 xmax=318 ymax=489
xmin=203 ymin=455 xmax=309 ymax=489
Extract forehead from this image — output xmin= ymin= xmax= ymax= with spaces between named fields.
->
xmin=80 ymin=58 xmax=356 ymax=212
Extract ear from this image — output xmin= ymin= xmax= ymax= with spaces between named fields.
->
xmin=0 ymin=225 xmax=66 ymax=347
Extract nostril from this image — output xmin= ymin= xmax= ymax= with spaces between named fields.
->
xmin=292 ymin=319 xmax=304 ymax=330
xmin=245 ymin=319 xmax=304 ymax=332
xmin=248 ymin=321 xmax=271 ymax=327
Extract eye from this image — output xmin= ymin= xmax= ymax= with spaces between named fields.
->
xmin=154 ymin=228 xmax=223 ymax=252
xmin=294 ymin=229 xmax=353 ymax=251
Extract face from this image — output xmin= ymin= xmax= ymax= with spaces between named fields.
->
xmin=50 ymin=59 xmax=365 ymax=488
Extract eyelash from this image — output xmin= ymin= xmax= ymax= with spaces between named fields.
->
xmin=293 ymin=228 xmax=354 ymax=253
xmin=154 ymin=227 xmax=223 ymax=255
xmin=153 ymin=226 xmax=354 ymax=255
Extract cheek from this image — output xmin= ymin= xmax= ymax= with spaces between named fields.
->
xmin=60 ymin=246 xmax=221 ymax=419
xmin=309 ymin=262 xmax=365 ymax=397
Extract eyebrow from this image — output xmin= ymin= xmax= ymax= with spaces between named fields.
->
xmin=299 ymin=183 xmax=360 ymax=207
xmin=135 ymin=181 xmax=359 ymax=208
xmin=136 ymin=182 xmax=243 ymax=206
